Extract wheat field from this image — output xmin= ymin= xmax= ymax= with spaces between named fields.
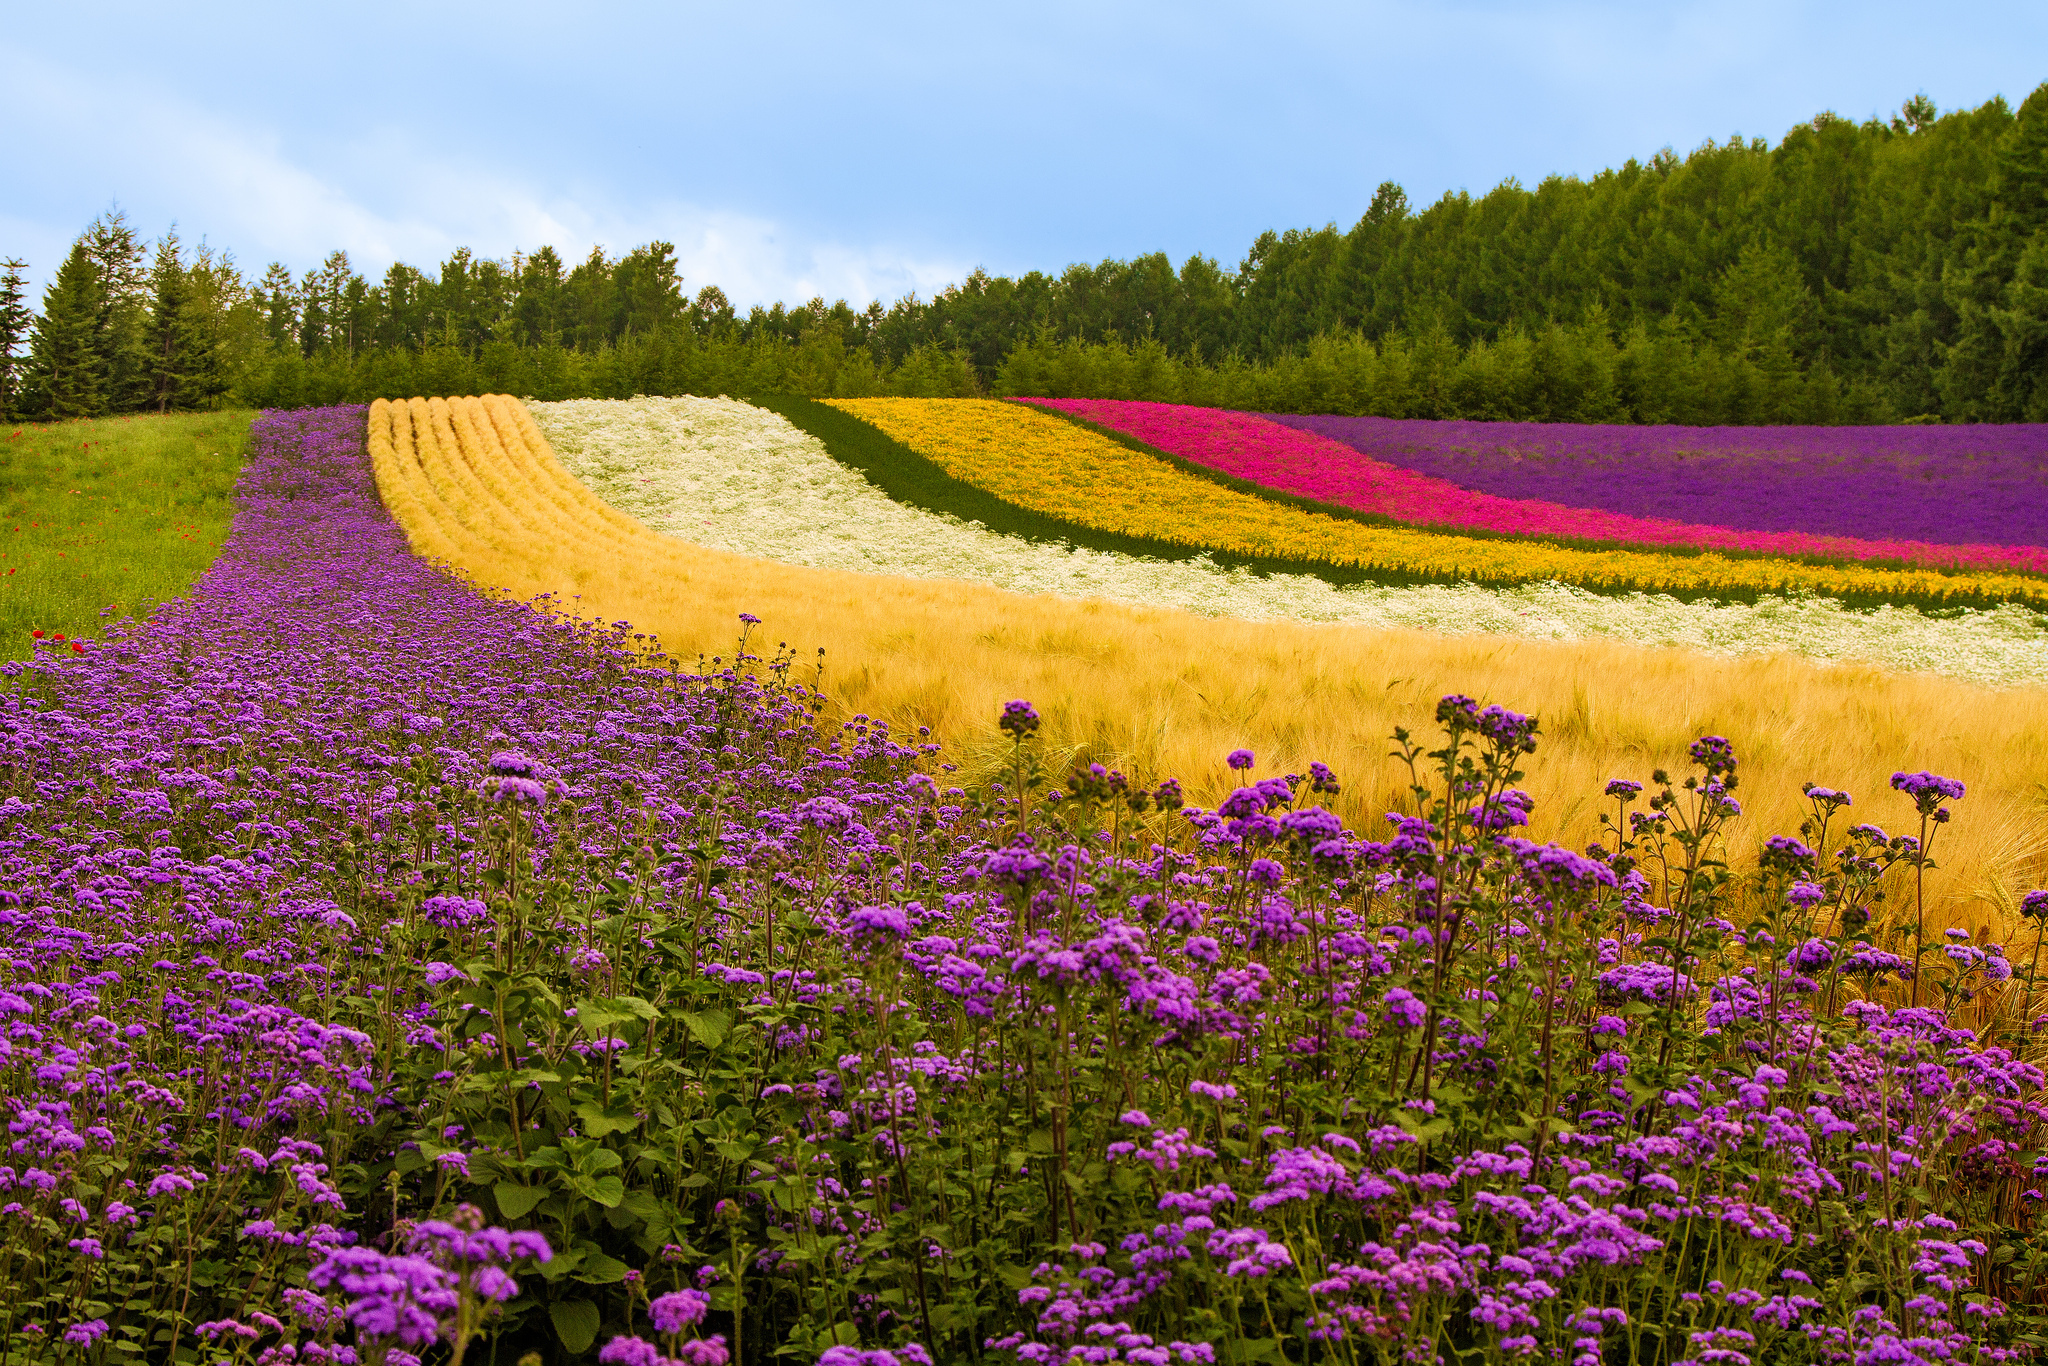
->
xmin=365 ymin=395 xmax=2048 ymax=936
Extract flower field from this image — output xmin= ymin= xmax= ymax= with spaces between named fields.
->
xmin=10 ymin=400 xmax=2048 ymax=1366
xmin=1027 ymin=400 xmax=2048 ymax=577
xmin=826 ymin=399 xmax=2048 ymax=609
xmin=1267 ymin=413 xmax=2048 ymax=552
xmin=538 ymin=396 xmax=2048 ymax=689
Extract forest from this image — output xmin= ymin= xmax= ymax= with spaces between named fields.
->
xmin=3 ymin=82 xmax=2044 ymax=424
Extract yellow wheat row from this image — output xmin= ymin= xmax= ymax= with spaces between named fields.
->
xmin=365 ymin=395 xmax=2048 ymax=939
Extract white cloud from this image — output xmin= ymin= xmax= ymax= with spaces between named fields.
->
xmin=2 ymin=48 xmax=966 ymax=308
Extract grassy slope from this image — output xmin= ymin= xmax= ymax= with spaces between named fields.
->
xmin=370 ymin=395 xmax=2048 ymax=945
xmin=0 ymin=411 xmax=252 ymax=659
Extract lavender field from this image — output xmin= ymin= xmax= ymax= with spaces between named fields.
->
xmin=5 ymin=407 xmax=2048 ymax=1366
xmin=1270 ymin=415 xmax=2048 ymax=550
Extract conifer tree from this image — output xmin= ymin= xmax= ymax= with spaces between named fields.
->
xmin=0 ymin=258 xmax=29 ymax=420
xmin=24 ymin=243 xmax=106 ymax=419
xmin=142 ymin=230 xmax=192 ymax=413
xmin=81 ymin=209 xmax=150 ymax=411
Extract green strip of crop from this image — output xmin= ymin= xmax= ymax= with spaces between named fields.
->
xmin=755 ymin=395 xmax=2040 ymax=614
xmin=1 ymin=410 xmax=253 ymax=660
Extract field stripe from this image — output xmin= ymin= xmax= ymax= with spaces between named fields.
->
xmin=828 ymin=397 xmax=2047 ymax=609
xmin=1026 ymin=397 xmax=2048 ymax=577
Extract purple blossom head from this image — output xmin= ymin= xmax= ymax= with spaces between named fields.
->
xmin=486 ymin=751 xmax=538 ymax=777
xmin=2023 ymin=891 xmax=2048 ymax=920
xmin=648 ymin=1289 xmax=711 ymax=1334
xmin=998 ymin=699 xmax=1040 ymax=740
xmin=1604 ymin=779 xmax=1642 ymax=799
xmin=1152 ymin=777 xmax=1184 ymax=810
xmin=1785 ymin=881 xmax=1826 ymax=909
xmin=1762 ymin=835 xmax=1817 ymax=874
xmin=676 ymin=1338 xmax=730 ymax=1366
xmin=485 ymin=775 xmax=548 ymax=805
xmin=1892 ymin=770 xmax=1965 ymax=814
xmin=1435 ymin=693 xmax=1481 ymax=730
xmin=1308 ymin=761 xmax=1340 ymax=794
xmin=1381 ymin=987 xmax=1427 ymax=1029
xmin=1788 ymin=938 xmax=1835 ymax=971
xmin=1802 ymin=783 xmax=1853 ymax=808
xmin=981 ymin=845 xmax=1051 ymax=887
xmin=1226 ymin=748 xmax=1256 ymax=771
xmin=846 ymin=904 xmax=910 ymax=942
xmin=1476 ymin=704 xmax=1537 ymax=752
xmin=1688 ymin=734 xmax=1737 ymax=777
xmin=65 ymin=1321 xmax=110 ymax=1348
xmin=599 ymin=1336 xmax=663 ymax=1366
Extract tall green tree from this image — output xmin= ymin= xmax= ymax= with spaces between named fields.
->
xmin=141 ymin=230 xmax=192 ymax=413
xmin=80 ymin=209 xmax=150 ymax=410
xmin=0 ymin=258 xmax=29 ymax=420
xmin=24 ymin=242 xmax=107 ymax=419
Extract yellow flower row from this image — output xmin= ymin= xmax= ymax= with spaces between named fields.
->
xmin=826 ymin=398 xmax=2047 ymax=605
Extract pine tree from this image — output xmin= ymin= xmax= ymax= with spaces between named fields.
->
xmin=81 ymin=209 xmax=150 ymax=411
xmin=0 ymin=258 xmax=30 ymax=420
xmin=24 ymin=243 xmax=107 ymax=419
xmin=142 ymin=230 xmax=192 ymax=413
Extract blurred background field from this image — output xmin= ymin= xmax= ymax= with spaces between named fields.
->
xmin=0 ymin=411 xmax=249 ymax=658
xmin=371 ymin=395 xmax=2048 ymax=946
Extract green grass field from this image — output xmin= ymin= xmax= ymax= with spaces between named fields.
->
xmin=1 ymin=410 xmax=252 ymax=660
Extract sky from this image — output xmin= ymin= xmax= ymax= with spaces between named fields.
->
xmin=4 ymin=0 xmax=2043 ymax=310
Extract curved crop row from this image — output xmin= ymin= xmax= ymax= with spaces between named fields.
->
xmin=537 ymin=395 xmax=2048 ymax=687
xmin=825 ymin=398 xmax=2048 ymax=609
xmin=1269 ymin=410 xmax=2048 ymax=550
xmin=1027 ymin=398 xmax=2048 ymax=577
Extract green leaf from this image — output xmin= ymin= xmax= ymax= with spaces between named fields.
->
xmin=574 ymin=1252 xmax=632 ymax=1284
xmin=588 ymin=1174 xmax=626 ymax=1207
xmin=681 ymin=1009 xmax=732 ymax=1048
xmin=574 ymin=1101 xmax=641 ymax=1138
xmin=495 ymin=1182 xmax=547 ymax=1220
xmin=550 ymin=1300 xmax=601 ymax=1354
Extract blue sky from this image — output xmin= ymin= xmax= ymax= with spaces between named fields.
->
xmin=4 ymin=0 xmax=2042 ymax=308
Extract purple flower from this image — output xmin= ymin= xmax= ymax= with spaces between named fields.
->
xmin=846 ymin=905 xmax=910 ymax=941
xmin=1892 ymin=770 xmax=1965 ymax=813
xmin=65 ymin=1321 xmax=110 ymax=1347
xmin=998 ymin=700 xmax=1040 ymax=739
xmin=1226 ymin=748 xmax=1256 ymax=771
xmin=1785 ymin=881 xmax=1826 ymax=909
xmin=487 ymin=751 xmax=538 ymax=777
xmin=599 ymin=1337 xmax=663 ymax=1366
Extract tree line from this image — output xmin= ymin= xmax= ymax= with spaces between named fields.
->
xmin=4 ymin=82 xmax=2044 ymax=424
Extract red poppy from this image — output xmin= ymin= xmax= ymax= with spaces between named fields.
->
xmin=31 ymin=629 xmax=43 ymax=639
xmin=52 ymin=633 xmax=66 ymax=642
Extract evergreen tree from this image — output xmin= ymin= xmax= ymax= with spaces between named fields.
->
xmin=24 ymin=243 xmax=107 ymax=419
xmin=142 ymin=230 xmax=192 ymax=413
xmin=80 ymin=209 xmax=150 ymax=411
xmin=0 ymin=258 xmax=29 ymax=420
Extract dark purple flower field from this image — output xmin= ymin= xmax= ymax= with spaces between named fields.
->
xmin=1269 ymin=414 xmax=2048 ymax=549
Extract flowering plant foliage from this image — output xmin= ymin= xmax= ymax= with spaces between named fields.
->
xmin=1 ymin=403 xmax=2046 ymax=1366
